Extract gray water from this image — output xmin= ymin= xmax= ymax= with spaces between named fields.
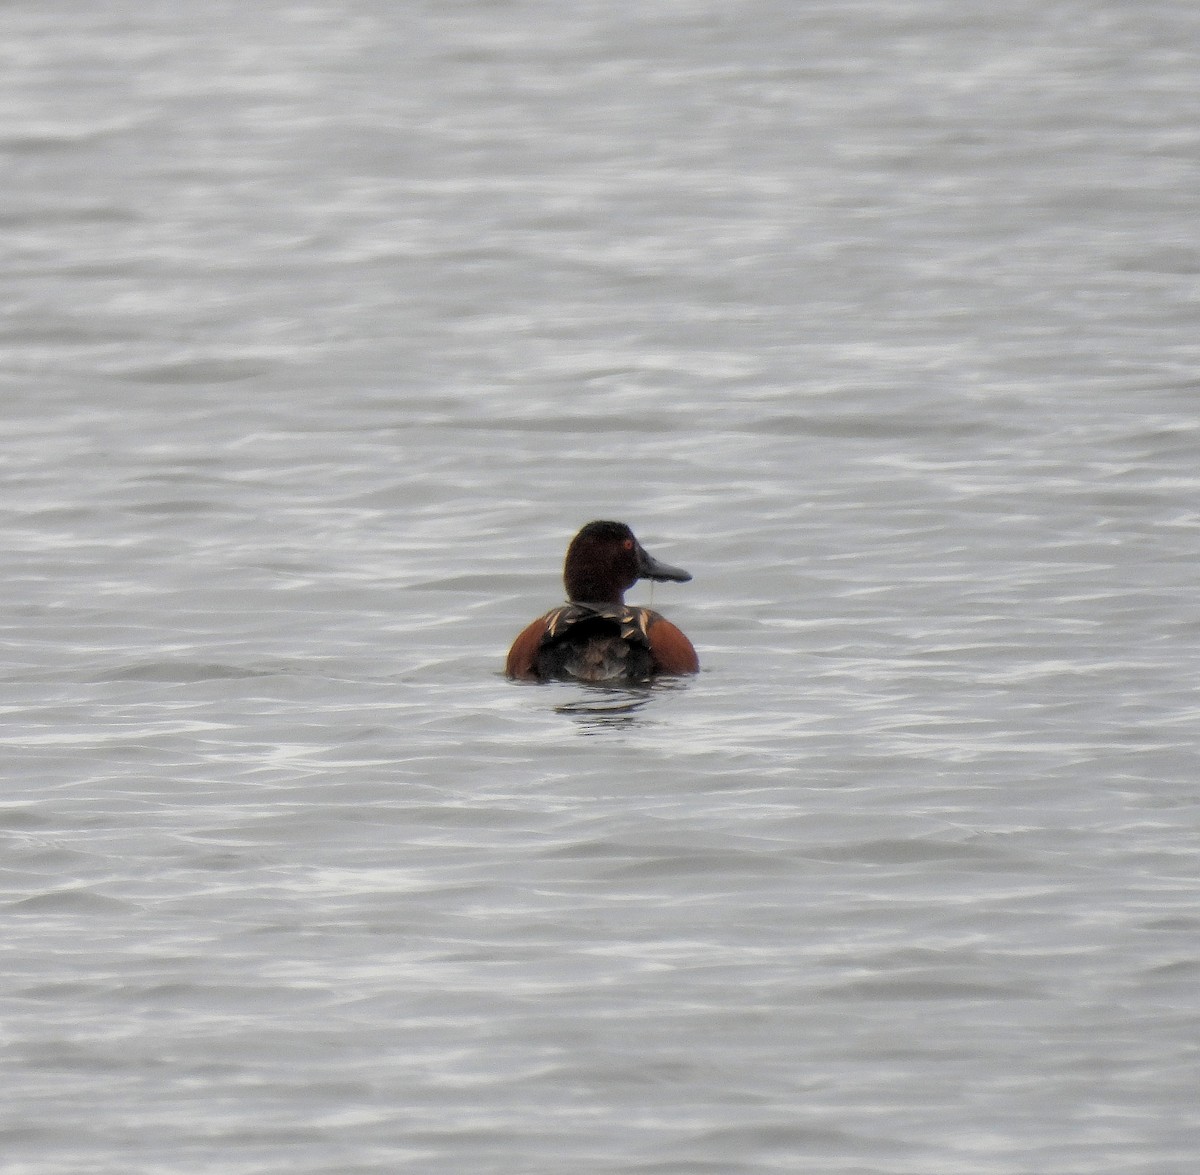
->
xmin=2 ymin=2 xmax=1198 ymax=1172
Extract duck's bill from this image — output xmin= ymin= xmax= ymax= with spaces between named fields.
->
xmin=636 ymin=544 xmax=692 ymax=583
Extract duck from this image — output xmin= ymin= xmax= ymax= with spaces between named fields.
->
xmin=506 ymin=520 xmax=699 ymax=683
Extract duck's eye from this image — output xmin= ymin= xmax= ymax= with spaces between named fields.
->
xmin=623 ymin=539 xmax=634 ymax=550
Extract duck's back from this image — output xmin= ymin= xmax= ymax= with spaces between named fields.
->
xmin=533 ymin=603 xmax=657 ymax=683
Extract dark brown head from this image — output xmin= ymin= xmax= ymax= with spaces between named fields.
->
xmin=562 ymin=520 xmax=692 ymax=604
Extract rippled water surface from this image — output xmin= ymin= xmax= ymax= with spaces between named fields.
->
xmin=3 ymin=2 xmax=1199 ymax=1172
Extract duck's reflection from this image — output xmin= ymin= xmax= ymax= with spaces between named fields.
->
xmin=552 ymin=678 xmax=689 ymax=733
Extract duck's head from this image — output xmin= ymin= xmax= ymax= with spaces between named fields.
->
xmin=563 ymin=520 xmax=692 ymax=605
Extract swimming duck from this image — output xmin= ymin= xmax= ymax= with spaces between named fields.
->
xmin=506 ymin=520 xmax=699 ymax=682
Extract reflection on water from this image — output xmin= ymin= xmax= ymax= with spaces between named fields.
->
xmin=552 ymin=679 xmax=690 ymax=733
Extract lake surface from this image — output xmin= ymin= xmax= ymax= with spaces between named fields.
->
xmin=2 ymin=2 xmax=1198 ymax=1172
